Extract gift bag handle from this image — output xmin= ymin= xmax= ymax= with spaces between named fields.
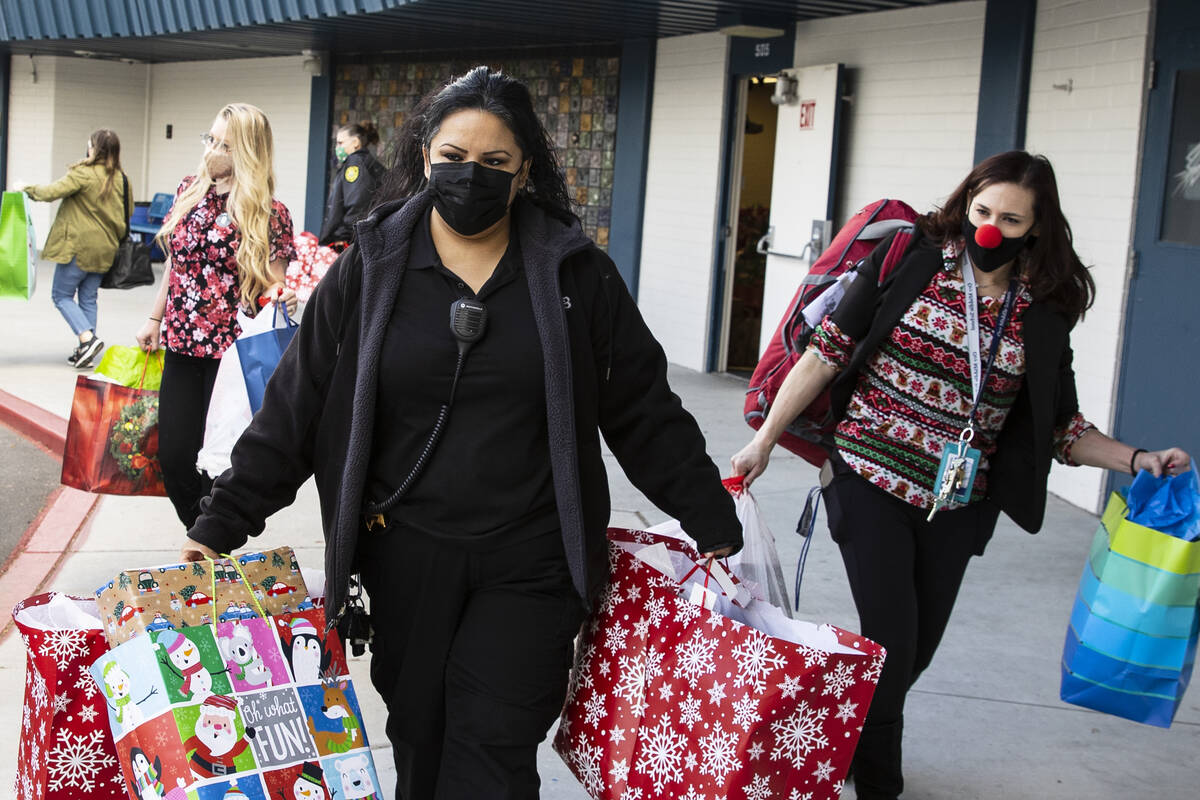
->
xmin=134 ymin=348 xmax=164 ymax=391
xmin=272 ymin=300 xmax=299 ymax=330
xmin=202 ymin=554 xmax=270 ymax=638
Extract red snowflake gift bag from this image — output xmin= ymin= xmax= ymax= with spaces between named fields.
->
xmin=553 ymin=529 xmax=886 ymax=800
xmin=12 ymin=592 xmax=124 ymax=800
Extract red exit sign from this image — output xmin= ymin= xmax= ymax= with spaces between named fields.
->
xmin=798 ymin=100 xmax=816 ymax=130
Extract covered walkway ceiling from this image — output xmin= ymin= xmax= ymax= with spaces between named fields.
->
xmin=1 ymin=0 xmax=967 ymax=63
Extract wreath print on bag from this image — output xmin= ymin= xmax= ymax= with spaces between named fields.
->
xmin=107 ymin=394 xmax=161 ymax=486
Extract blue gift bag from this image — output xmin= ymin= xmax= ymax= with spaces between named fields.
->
xmin=235 ymin=303 xmax=298 ymax=415
xmin=1060 ymin=491 xmax=1200 ymax=727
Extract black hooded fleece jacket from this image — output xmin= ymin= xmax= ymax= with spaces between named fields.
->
xmin=187 ymin=191 xmax=742 ymax=621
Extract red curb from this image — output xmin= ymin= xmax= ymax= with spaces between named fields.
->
xmin=0 ymin=390 xmax=100 ymax=639
xmin=0 ymin=387 xmax=67 ymax=456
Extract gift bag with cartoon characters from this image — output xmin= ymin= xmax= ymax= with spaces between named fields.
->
xmin=95 ymin=547 xmax=314 ymax=646
xmin=89 ymin=603 xmax=383 ymax=800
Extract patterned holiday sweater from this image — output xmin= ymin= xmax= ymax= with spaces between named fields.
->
xmin=809 ymin=239 xmax=1094 ymax=510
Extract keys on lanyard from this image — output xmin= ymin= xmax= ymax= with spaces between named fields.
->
xmin=926 ymin=258 xmax=1017 ymax=522
xmin=928 ymin=428 xmax=980 ymax=521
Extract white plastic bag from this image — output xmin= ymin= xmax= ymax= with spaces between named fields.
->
xmin=725 ymin=478 xmax=793 ymax=616
xmin=196 ymin=309 xmax=277 ymax=478
xmin=643 ymin=477 xmax=792 ymax=618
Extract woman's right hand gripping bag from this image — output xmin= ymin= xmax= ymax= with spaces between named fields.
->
xmin=554 ymin=528 xmax=886 ymax=800
xmin=1060 ymin=470 xmax=1200 ymax=727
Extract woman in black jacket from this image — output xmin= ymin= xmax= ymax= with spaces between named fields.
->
xmin=184 ymin=66 xmax=741 ymax=799
xmin=318 ymin=120 xmax=385 ymax=247
xmin=732 ymin=151 xmax=1189 ymax=800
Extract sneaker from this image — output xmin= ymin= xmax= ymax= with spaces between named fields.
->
xmin=67 ymin=343 xmax=85 ymax=365
xmin=74 ymin=337 xmax=104 ymax=369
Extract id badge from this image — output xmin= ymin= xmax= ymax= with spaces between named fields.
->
xmin=933 ymin=442 xmax=981 ymax=504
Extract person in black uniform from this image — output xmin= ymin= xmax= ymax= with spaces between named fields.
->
xmin=182 ymin=67 xmax=742 ymax=799
xmin=318 ymin=120 xmax=385 ymax=247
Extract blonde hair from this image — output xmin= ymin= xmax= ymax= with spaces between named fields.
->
xmin=74 ymin=128 xmax=122 ymax=200
xmin=158 ymin=103 xmax=278 ymax=307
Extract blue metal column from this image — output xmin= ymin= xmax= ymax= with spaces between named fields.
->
xmin=304 ymin=65 xmax=334 ymax=235
xmin=973 ymin=0 xmax=1037 ymax=163
xmin=0 ymin=55 xmax=9 ymax=190
xmin=609 ymin=38 xmax=656 ymax=298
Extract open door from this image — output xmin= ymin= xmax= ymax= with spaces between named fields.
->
xmin=757 ymin=63 xmax=844 ymax=357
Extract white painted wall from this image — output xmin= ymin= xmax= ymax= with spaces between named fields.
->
xmin=791 ymin=1 xmax=987 ymax=224
xmin=6 ymin=55 xmax=59 ymax=247
xmin=637 ymin=32 xmax=729 ymax=371
xmin=1026 ymin=0 xmax=1152 ymax=512
xmin=146 ymin=56 xmax=312 ymax=230
xmin=5 ymin=54 xmax=313 ymax=249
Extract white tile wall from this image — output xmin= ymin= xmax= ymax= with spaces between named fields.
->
xmin=5 ymin=54 xmax=314 ymax=248
xmin=1026 ymin=0 xmax=1152 ymax=513
xmin=637 ymin=33 xmax=729 ymax=371
xmin=791 ymin=1 xmax=987 ymax=223
xmin=146 ymin=57 xmax=313 ymax=230
xmin=7 ymin=55 xmax=62 ymax=248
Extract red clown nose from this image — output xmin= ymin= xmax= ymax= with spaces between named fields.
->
xmin=974 ymin=223 xmax=1003 ymax=249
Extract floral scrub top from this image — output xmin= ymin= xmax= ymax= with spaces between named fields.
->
xmin=162 ymin=176 xmax=296 ymax=358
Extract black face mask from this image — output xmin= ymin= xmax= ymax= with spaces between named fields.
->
xmin=962 ymin=218 xmax=1032 ymax=273
xmin=427 ymin=161 xmax=516 ymax=236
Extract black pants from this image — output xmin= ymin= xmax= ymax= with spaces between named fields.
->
xmin=358 ymin=523 xmax=586 ymax=800
xmin=822 ymin=467 xmax=999 ymax=799
xmin=158 ymin=350 xmax=219 ymax=527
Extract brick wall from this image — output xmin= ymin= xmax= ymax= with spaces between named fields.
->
xmin=1026 ymin=0 xmax=1152 ymax=512
xmin=6 ymin=55 xmax=59 ymax=248
xmin=792 ymin=1 xmax=987 ymax=223
xmin=637 ymin=32 xmax=730 ymax=371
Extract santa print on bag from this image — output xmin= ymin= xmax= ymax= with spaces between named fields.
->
xmin=179 ymin=694 xmax=258 ymax=779
xmin=554 ymin=530 xmax=886 ymax=800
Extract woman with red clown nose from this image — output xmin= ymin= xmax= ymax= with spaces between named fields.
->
xmin=732 ymin=150 xmax=1190 ymax=799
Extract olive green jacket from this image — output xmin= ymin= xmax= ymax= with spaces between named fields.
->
xmin=25 ymin=163 xmax=132 ymax=272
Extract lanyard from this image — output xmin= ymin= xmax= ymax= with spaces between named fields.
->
xmin=961 ymin=256 xmax=1018 ymax=434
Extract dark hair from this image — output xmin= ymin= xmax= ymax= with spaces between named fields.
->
xmin=376 ymin=66 xmax=574 ymax=222
xmin=82 ymin=128 xmax=122 ymax=200
xmin=920 ymin=150 xmax=1095 ymax=322
xmin=339 ymin=120 xmax=379 ymax=148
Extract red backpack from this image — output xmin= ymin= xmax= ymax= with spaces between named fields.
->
xmin=744 ymin=198 xmax=919 ymax=467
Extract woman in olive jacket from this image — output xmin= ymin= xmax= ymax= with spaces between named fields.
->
xmin=22 ymin=128 xmax=131 ymax=368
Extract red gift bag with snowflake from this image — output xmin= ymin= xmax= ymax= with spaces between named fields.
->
xmin=61 ymin=375 xmax=166 ymax=496
xmin=12 ymin=592 xmax=124 ymax=800
xmin=553 ymin=529 xmax=886 ymax=800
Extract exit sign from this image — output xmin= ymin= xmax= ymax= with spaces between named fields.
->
xmin=798 ymin=100 xmax=816 ymax=130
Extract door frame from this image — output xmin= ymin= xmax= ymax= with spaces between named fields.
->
xmin=706 ymin=27 xmax=795 ymax=372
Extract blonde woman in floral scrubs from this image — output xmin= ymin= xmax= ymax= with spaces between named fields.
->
xmin=136 ymin=103 xmax=296 ymax=526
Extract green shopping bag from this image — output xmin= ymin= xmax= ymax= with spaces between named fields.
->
xmin=94 ymin=345 xmax=165 ymax=391
xmin=0 ymin=191 xmax=37 ymax=299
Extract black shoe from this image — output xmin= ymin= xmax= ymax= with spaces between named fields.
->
xmin=74 ymin=337 xmax=104 ymax=369
xmin=67 ymin=343 xmax=85 ymax=365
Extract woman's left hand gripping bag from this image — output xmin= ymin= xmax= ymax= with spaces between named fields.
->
xmin=12 ymin=592 xmax=124 ymax=800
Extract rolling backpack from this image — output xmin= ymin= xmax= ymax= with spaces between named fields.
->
xmin=744 ymin=198 xmax=919 ymax=467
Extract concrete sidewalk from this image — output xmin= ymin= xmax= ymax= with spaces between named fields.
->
xmin=1 ymin=258 xmax=1197 ymax=799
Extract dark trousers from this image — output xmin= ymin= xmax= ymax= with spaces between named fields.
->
xmin=358 ymin=523 xmax=586 ymax=800
xmin=822 ymin=468 xmax=999 ymax=799
xmin=158 ymin=350 xmax=219 ymax=527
